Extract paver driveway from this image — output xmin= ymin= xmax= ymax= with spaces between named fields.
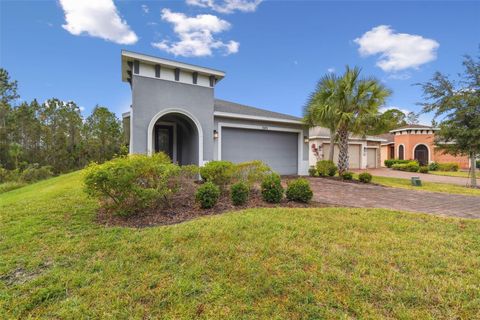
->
xmin=308 ymin=177 xmax=480 ymax=219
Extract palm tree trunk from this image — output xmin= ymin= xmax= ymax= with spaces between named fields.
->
xmin=328 ymin=131 xmax=335 ymax=162
xmin=337 ymin=127 xmax=349 ymax=174
xmin=471 ymin=153 xmax=477 ymax=188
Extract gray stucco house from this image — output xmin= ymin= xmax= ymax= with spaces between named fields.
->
xmin=121 ymin=50 xmax=309 ymax=175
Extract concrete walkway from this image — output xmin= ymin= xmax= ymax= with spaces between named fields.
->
xmin=308 ymin=177 xmax=480 ymax=219
xmin=354 ymin=168 xmax=479 ymax=187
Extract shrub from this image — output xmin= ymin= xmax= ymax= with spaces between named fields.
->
xmin=200 ymin=161 xmax=235 ymax=190
xmin=196 ymin=181 xmax=220 ymax=209
xmin=428 ymin=162 xmax=439 ymax=171
xmin=419 ymin=166 xmax=429 ymax=174
xmin=437 ymin=162 xmax=459 ymax=172
xmin=234 ymin=160 xmax=271 ymax=188
xmin=261 ymin=173 xmax=284 ymax=203
xmin=20 ymin=165 xmax=53 ymax=183
xmin=84 ymin=154 xmax=180 ymax=216
xmin=358 ymin=172 xmax=372 ymax=183
xmin=392 ymin=161 xmax=420 ymax=172
xmin=0 ymin=168 xmax=9 ymax=183
xmin=341 ymin=171 xmax=353 ymax=180
xmin=384 ymin=159 xmax=411 ymax=168
xmin=230 ymin=182 xmax=249 ymax=206
xmin=286 ymin=178 xmax=313 ymax=203
xmin=308 ymin=166 xmax=318 ymax=177
xmin=0 ymin=181 xmax=27 ymax=194
xmin=180 ymin=164 xmax=200 ymax=180
xmin=316 ymin=160 xmax=338 ymax=177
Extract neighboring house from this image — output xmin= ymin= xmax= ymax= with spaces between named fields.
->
xmin=121 ymin=50 xmax=309 ymax=175
xmin=309 ymin=127 xmax=386 ymax=169
xmin=379 ymin=124 xmax=470 ymax=168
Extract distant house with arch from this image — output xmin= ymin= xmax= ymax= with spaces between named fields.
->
xmin=379 ymin=124 xmax=470 ymax=169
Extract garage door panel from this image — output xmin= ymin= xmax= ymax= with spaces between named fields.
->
xmin=221 ymin=128 xmax=298 ymax=175
xmin=323 ymin=144 xmax=361 ymax=169
xmin=367 ymin=148 xmax=377 ymax=168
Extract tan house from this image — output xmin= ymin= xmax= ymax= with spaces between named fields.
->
xmin=309 ymin=127 xmax=385 ymax=169
xmin=379 ymin=124 xmax=470 ymax=169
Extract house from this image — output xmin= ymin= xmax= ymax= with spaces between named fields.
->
xmin=379 ymin=124 xmax=470 ymax=168
xmin=308 ymin=127 xmax=386 ymax=169
xmin=121 ymin=50 xmax=309 ymax=175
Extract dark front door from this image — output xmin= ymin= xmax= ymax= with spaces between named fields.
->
xmin=155 ymin=125 xmax=173 ymax=160
xmin=414 ymin=145 xmax=429 ymax=165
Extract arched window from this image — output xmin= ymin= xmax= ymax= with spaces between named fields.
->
xmin=398 ymin=145 xmax=404 ymax=160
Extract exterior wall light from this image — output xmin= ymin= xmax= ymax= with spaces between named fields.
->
xmin=304 ymin=136 xmax=309 ymax=143
xmin=213 ymin=130 xmax=219 ymax=139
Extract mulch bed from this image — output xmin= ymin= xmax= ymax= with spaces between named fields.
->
xmin=96 ymin=189 xmax=331 ymax=228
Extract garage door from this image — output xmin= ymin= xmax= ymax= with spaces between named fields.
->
xmin=221 ymin=127 xmax=298 ymax=175
xmin=323 ymin=144 xmax=361 ymax=169
xmin=367 ymin=148 xmax=377 ymax=168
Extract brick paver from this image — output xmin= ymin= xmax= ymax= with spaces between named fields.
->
xmin=308 ymin=177 xmax=480 ymax=219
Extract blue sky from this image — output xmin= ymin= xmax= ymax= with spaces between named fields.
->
xmin=1 ymin=0 xmax=479 ymax=124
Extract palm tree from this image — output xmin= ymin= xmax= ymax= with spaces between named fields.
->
xmin=305 ymin=67 xmax=391 ymax=174
xmin=303 ymin=73 xmax=339 ymax=162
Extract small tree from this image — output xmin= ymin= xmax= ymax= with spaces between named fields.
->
xmin=418 ymin=50 xmax=480 ymax=188
xmin=8 ymin=143 xmax=22 ymax=169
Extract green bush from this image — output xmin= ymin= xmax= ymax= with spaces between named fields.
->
xmin=196 ymin=181 xmax=220 ymax=209
xmin=341 ymin=171 xmax=353 ymax=180
xmin=261 ymin=173 xmax=284 ymax=203
xmin=0 ymin=168 xmax=9 ymax=183
xmin=84 ymin=153 xmax=180 ymax=216
xmin=392 ymin=161 xmax=420 ymax=172
xmin=0 ymin=181 xmax=27 ymax=194
xmin=180 ymin=164 xmax=200 ymax=180
xmin=308 ymin=167 xmax=318 ymax=177
xmin=20 ymin=165 xmax=53 ymax=183
xmin=384 ymin=159 xmax=411 ymax=168
xmin=230 ymin=181 xmax=249 ymax=206
xmin=200 ymin=161 xmax=235 ymax=190
xmin=234 ymin=160 xmax=271 ymax=188
xmin=286 ymin=178 xmax=313 ymax=203
xmin=428 ymin=162 xmax=439 ymax=171
xmin=316 ymin=160 xmax=338 ymax=177
xmin=437 ymin=162 xmax=459 ymax=172
xmin=419 ymin=166 xmax=429 ymax=174
xmin=358 ymin=172 xmax=372 ymax=183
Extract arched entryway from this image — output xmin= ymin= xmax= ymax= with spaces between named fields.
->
xmin=414 ymin=144 xmax=429 ymax=165
xmin=147 ymin=108 xmax=203 ymax=166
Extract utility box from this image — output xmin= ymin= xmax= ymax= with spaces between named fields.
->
xmin=411 ymin=176 xmax=422 ymax=186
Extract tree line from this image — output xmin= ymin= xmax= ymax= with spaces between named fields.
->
xmin=0 ymin=69 xmax=125 ymax=173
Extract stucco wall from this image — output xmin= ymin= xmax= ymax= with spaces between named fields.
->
xmin=131 ymin=75 xmax=214 ymax=163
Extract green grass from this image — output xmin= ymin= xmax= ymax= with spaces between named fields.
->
xmin=1 ymin=172 xmax=479 ymax=319
xmin=0 ymin=181 xmax=27 ymax=194
xmin=355 ymin=174 xmax=480 ymax=197
xmin=430 ymin=170 xmax=479 ymax=178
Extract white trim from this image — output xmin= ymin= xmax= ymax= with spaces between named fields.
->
xmin=398 ymin=144 xmax=405 ymax=160
xmin=131 ymin=73 xmax=212 ymax=89
xmin=214 ymin=111 xmax=303 ymax=125
xmin=129 ymin=107 xmax=133 ymax=154
xmin=147 ymin=108 xmax=204 ymax=166
xmin=217 ymin=122 xmax=307 ymax=175
xmin=389 ymin=127 xmax=439 ymax=133
xmin=412 ymin=143 xmax=431 ymax=164
xmin=155 ymin=121 xmax=177 ymax=163
xmin=309 ymin=135 xmax=387 ymax=142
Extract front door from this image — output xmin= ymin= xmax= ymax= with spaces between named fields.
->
xmin=414 ymin=145 xmax=429 ymax=166
xmin=155 ymin=125 xmax=174 ymax=160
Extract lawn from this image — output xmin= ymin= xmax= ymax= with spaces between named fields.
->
xmin=430 ymin=170 xmax=479 ymax=178
xmin=355 ymin=174 xmax=480 ymax=196
xmin=1 ymin=172 xmax=479 ymax=319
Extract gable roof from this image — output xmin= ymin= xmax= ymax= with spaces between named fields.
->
xmin=214 ymin=99 xmax=302 ymax=124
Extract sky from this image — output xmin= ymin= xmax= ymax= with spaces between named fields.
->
xmin=1 ymin=0 xmax=479 ymax=124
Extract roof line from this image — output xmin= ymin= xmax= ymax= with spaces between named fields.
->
xmin=213 ymin=111 xmax=303 ymax=124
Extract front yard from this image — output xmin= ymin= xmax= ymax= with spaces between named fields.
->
xmin=1 ymin=172 xmax=479 ymax=318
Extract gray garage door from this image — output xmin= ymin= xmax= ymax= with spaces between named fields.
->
xmin=323 ymin=144 xmax=361 ymax=169
xmin=221 ymin=127 xmax=298 ymax=175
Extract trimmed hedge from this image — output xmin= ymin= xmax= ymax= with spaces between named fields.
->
xmin=341 ymin=171 xmax=354 ymax=180
xmin=437 ymin=162 xmax=459 ymax=172
xmin=419 ymin=166 xmax=429 ymax=174
xmin=196 ymin=182 xmax=220 ymax=209
xmin=358 ymin=172 xmax=372 ymax=183
xmin=231 ymin=182 xmax=249 ymax=206
xmin=392 ymin=161 xmax=420 ymax=172
xmin=316 ymin=160 xmax=338 ymax=177
xmin=200 ymin=161 xmax=235 ymax=189
xmin=308 ymin=167 xmax=318 ymax=177
xmin=261 ymin=173 xmax=284 ymax=203
xmin=384 ymin=159 xmax=411 ymax=168
xmin=286 ymin=178 xmax=313 ymax=203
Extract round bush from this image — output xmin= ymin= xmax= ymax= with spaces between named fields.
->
xmin=308 ymin=167 xmax=318 ymax=177
xmin=195 ymin=181 xmax=220 ymax=209
xmin=419 ymin=166 xmax=429 ymax=174
xmin=341 ymin=171 xmax=353 ymax=180
xmin=316 ymin=160 xmax=337 ymax=177
xmin=286 ymin=178 xmax=313 ymax=203
xmin=230 ymin=182 xmax=249 ymax=206
xmin=261 ymin=173 xmax=284 ymax=203
xmin=200 ymin=161 xmax=235 ymax=189
xmin=358 ymin=172 xmax=372 ymax=183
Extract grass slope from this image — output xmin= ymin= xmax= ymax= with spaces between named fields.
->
xmin=357 ymin=174 xmax=480 ymax=196
xmin=1 ymin=172 xmax=479 ymax=319
xmin=430 ymin=170 xmax=479 ymax=178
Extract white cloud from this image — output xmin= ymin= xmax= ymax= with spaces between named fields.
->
xmin=59 ymin=0 xmax=138 ymax=45
xmin=186 ymin=0 xmax=262 ymax=14
xmin=327 ymin=67 xmax=335 ymax=73
xmin=152 ymin=9 xmax=239 ymax=57
xmin=141 ymin=4 xmax=149 ymax=14
xmin=354 ymin=25 xmax=439 ymax=72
